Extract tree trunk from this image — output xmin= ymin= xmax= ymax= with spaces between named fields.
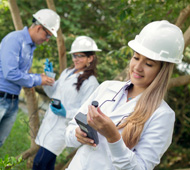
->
xmin=23 ymin=87 xmax=40 ymax=148
xmin=8 ymin=0 xmax=23 ymax=30
xmin=46 ymin=0 xmax=67 ymax=73
xmin=8 ymin=0 xmax=40 ymax=167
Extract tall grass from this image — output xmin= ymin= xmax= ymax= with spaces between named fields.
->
xmin=0 ymin=110 xmax=30 ymax=170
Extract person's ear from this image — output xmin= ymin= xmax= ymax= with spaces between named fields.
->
xmin=36 ymin=25 xmax=42 ymax=33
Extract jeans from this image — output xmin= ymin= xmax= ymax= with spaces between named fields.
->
xmin=0 ymin=95 xmax=19 ymax=147
xmin=33 ymin=147 xmax=56 ymax=170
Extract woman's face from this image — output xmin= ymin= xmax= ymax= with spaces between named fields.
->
xmin=129 ymin=52 xmax=161 ymax=90
xmin=72 ymin=52 xmax=93 ymax=72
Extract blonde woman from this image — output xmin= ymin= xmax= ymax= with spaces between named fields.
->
xmin=65 ymin=20 xmax=184 ymax=170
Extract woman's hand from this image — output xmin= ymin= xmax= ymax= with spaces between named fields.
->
xmin=75 ymin=127 xmax=97 ymax=147
xmin=87 ymin=105 xmax=121 ymax=143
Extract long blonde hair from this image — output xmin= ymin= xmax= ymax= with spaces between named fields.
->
xmin=117 ymin=62 xmax=174 ymax=149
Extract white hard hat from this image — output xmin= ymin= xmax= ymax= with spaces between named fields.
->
xmin=128 ymin=20 xmax=184 ymax=64
xmin=33 ymin=9 xmax=60 ymax=37
xmin=69 ymin=36 xmax=102 ymax=54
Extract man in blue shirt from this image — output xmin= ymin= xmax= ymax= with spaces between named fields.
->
xmin=0 ymin=9 xmax=60 ymax=147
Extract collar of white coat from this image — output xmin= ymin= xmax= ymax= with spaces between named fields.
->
xmin=73 ymin=68 xmax=84 ymax=75
xmin=102 ymin=80 xmax=141 ymax=117
xmin=106 ymin=80 xmax=132 ymax=99
xmin=66 ymin=68 xmax=83 ymax=79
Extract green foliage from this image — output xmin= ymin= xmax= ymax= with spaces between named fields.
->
xmin=167 ymin=85 xmax=190 ymax=148
xmin=0 ymin=0 xmax=14 ymax=41
xmin=1 ymin=0 xmax=190 ymax=169
xmin=0 ymin=155 xmax=22 ymax=170
xmin=155 ymin=143 xmax=190 ymax=170
xmin=97 ymin=46 xmax=132 ymax=82
xmin=0 ymin=0 xmax=9 ymax=10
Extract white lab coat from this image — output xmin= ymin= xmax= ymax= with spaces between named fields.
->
xmin=35 ymin=68 xmax=99 ymax=156
xmin=65 ymin=80 xmax=175 ymax=170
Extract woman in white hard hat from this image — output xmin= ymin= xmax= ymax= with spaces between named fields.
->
xmin=32 ymin=36 xmax=101 ymax=170
xmin=65 ymin=20 xmax=185 ymax=170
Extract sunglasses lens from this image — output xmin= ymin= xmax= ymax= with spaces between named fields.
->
xmin=72 ymin=54 xmax=86 ymax=59
xmin=46 ymin=35 xmax=51 ymax=39
xmin=43 ymin=27 xmax=52 ymax=39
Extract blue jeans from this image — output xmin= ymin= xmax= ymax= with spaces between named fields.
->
xmin=33 ymin=147 xmax=56 ymax=170
xmin=0 ymin=95 xmax=19 ymax=147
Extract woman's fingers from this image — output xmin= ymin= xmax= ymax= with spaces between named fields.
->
xmin=87 ymin=105 xmax=121 ymax=143
xmin=75 ymin=127 xmax=96 ymax=147
xmin=87 ymin=105 xmax=106 ymax=129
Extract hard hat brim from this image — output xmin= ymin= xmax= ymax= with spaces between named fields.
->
xmin=128 ymin=40 xmax=182 ymax=64
xmin=68 ymin=49 xmax=102 ymax=54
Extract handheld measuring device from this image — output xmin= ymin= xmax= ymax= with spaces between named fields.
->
xmin=50 ymin=98 xmax=61 ymax=109
xmin=75 ymin=101 xmax=99 ymax=144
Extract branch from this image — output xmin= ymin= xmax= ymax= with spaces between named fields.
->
xmin=184 ymin=26 xmax=190 ymax=48
xmin=16 ymin=145 xmax=39 ymax=160
xmin=175 ymin=5 xmax=190 ymax=47
xmin=175 ymin=5 xmax=190 ymax=28
xmin=168 ymin=75 xmax=190 ymax=89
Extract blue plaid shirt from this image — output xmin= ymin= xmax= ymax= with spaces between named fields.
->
xmin=0 ymin=26 xmax=42 ymax=95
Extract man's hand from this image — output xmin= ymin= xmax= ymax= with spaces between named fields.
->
xmin=41 ymin=73 xmax=54 ymax=86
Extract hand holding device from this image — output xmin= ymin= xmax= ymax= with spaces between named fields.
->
xmin=41 ymin=74 xmax=54 ymax=86
xmin=75 ymin=101 xmax=99 ymax=145
xmin=50 ymin=98 xmax=66 ymax=117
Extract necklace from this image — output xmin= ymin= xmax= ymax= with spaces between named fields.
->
xmin=126 ymin=85 xmax=135 ymax=101
xmin=126 ymin=90 xmax=133 ymax=101
xmin=127 ymin=97 xmax=133 ymax=101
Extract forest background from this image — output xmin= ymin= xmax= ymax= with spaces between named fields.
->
xmin=0 ymin=0 xmax=190 ymax=169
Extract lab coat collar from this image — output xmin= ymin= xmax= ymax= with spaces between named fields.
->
xmin=106 ymin=80 xmax=131 ymax=93
xmin=106 ymin=80 xmax=132 ymax=102
xmin=65 ymin=68 xmax=83 ymax=79
xmin=109 ymin=96 xmax=138 ymax=118
xmin=101 ymin=80 xmax=139 ymax=117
